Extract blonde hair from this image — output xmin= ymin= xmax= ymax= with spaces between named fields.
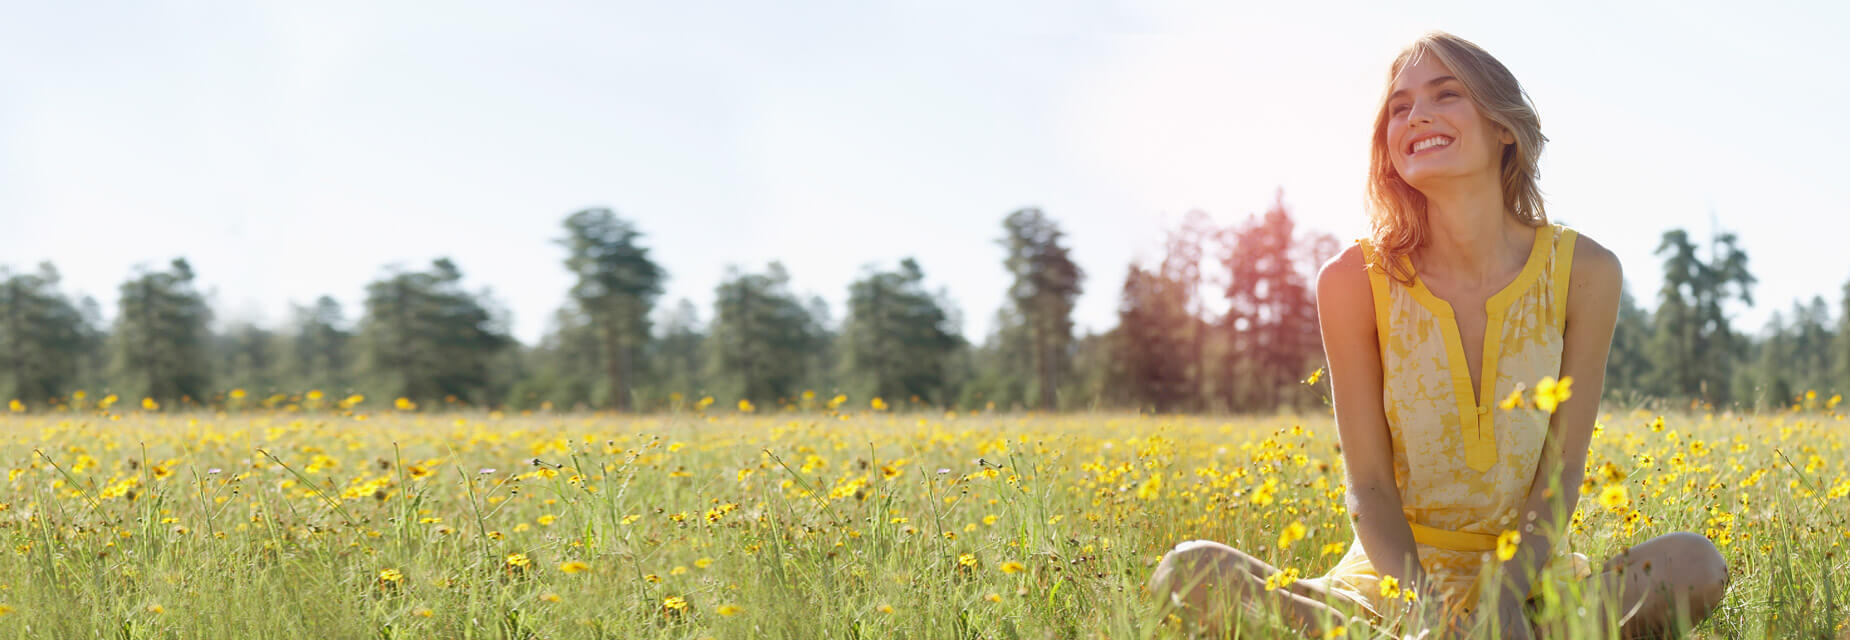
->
xmin=1365 ymin=31 xmax=1548 ymax=286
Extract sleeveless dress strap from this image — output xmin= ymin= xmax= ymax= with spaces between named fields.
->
xmin=1551 ymin=225 xmax=1579 ymax=331
xmin=1356 ymin=238 xmax=1392 ymax=358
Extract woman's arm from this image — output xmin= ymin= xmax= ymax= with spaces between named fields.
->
xmin=1316 ymin=246 xmax=1434 ymax=600
xmin=1493 ymin=234 xmax=1623 ymax=606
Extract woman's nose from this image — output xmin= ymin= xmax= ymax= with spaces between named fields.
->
xmin=1407 ymin=102 xmax=1434 ymax=126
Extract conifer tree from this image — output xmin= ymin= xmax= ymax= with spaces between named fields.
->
xmin=0 ymin=263 xmax=98 ymax=405
xmin=558 ymin=208 xmax=665 ymax=411
xmin=997 ymin=208 xmax=1083 ymax=410
xmin=111 ymin=258 xmax=213 ymax=405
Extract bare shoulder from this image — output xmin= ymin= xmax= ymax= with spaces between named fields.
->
xmin=1567 ymin=229 xmax=1622 ymax=296
xmin=1316 ymin=242 xmax=1371 ymax=305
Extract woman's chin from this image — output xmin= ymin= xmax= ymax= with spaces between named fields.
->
xmin=1399 ymin=165 xmax=1473 ymax=190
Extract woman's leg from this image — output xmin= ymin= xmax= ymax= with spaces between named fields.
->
xmin=1147 ymin=539 xmax=1371 ymax=636
xmin=1558 ymin=531 xmax=1730 ymax=639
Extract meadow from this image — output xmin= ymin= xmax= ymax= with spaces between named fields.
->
xmin=0 ymin=392 xmax=1845 ymax=639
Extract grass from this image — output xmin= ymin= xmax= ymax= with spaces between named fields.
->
xmin=0 ymin=401 xmax=1844 ymax=638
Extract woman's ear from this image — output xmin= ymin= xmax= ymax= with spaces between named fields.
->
xmin=1499 ymin=126 xmax=1516 ymax=145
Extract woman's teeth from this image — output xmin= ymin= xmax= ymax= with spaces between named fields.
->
xmin=1412 ymin=136 xmax=1452 ymax=154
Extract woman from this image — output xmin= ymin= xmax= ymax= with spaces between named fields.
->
xmin=1146 ymin=31 xmax=1730 ymax=638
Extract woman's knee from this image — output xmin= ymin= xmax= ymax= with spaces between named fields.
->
xmin=1661 ymin=531 xmax=1729 ymax=609
xmin=1149 ymin=540 xmax=1252 ymax=597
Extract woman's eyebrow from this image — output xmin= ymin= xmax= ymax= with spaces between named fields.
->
xmin=1388 ymin=75 xmax=1459 ymax=103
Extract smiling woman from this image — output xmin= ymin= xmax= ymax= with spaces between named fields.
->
xmin=1146 ymin=31 xmax=1731 ymax=639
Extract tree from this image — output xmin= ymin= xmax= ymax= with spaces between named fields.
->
xmin=1788 ymin=296 xmax=1835 ymax=397
xmin=1751 ymin=311 xmax=1793 ymax=410
xmin=214 ymin=322 xmax=281 ymax=394
xmin=642 ymin=299 xmax=707 ymax=407
xmin=111 ymin=258 xmax=214 ymax=405
xmin=0 ymin=263 xmax=98 ymax=406
xmin=1645 ymin=228 xmax=1755 ymax=406
xmin=1112 ymin=263 xmax=1195 ymax=412
xmin=509 ymin=305 xmax=601 ymax=410
xmin=1836 ymin=277 xmax=1850 ymax=396
xmin=282 ymin=296 xmax=354 ymax=394
xmin=998 ymin=208 xmax=1084 ymax=410
xmin=357 ymin=258 xmax=512 ymax=406
xmin=1158 ymin=210 xmax=1216 ymax=410
xmin=841 ymin=258 xmax=963 ymax=406
xmin=1604 ymin=283 xmax=1652 ymax=402
xmin=961 ymin=306 xmax=1033 ymax=411
xmin=706 ymin=263 xmax=821 ymax=406
xmin=558 ymin=208 xmax=666 ymax=411
xmin=1218 ymin=191 xmax=1322 ymax=412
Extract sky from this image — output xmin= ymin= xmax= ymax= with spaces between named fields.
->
xmin=3 ymin=1 xmax=1847 ymax=345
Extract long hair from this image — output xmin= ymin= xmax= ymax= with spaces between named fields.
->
xmin=1365 ymin=31 xmax=1548 ymax=286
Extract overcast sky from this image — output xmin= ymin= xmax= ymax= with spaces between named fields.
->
xmin=4 ymin=1 xmax=1845 ymax=344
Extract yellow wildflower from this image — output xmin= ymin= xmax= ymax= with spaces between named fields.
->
xmin=1496 ymin=530 xmax=1521 ymax=562
xmin=1277 ymin=520 xmax=1307 ymax=550
xmin=1598 ymin=484 xmax=1629 ymax=511
xmin=1534 ymin=376 xmax=1573 ymax=413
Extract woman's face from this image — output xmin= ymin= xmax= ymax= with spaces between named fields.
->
xmin=1383 ymin=55 xmax=1513 ymax=190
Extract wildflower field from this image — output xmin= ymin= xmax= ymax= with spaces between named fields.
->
xmin=0 ymin=396 xmax=1846 ymax=639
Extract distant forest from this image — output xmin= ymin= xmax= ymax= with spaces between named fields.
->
xmin=3 ymin=195 xmax=1846 ymax=414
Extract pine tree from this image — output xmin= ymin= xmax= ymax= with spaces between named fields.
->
xmin=111 ymin=258 xmax=214 ymax=405
xmin=1605 ymin=284 xmax=1652 ymax=403
xmin=214 ymin=323 xmax=281 ymax=394
xmin=997 ymin=208 xmax=1083 ymax=410
xmin=706 ymin=263 xmax=820 ymax=406
xmin=1645 ymin=228 xmax=1755 ymax=407
xmin=841 ymin=258 xmax=963 ymax=406
xmin=0 ymin=263 xmax=99 ymax=406
xmin=558 ymin=208 xmax=665 ymax=411
xmin=642 ymin=299 xmax=707 ymax=407
xmin=1219 ymin=192 xmax=1321 ymax=412
xmin=1112 ymin=264 xmax=1194 ymax=412
xmin=1836 ymin=277 xmax=1850 ymax=396
xmin=357 ymin=258 xmax=511 ymax=406
xmin=282 ymin=296 xmax=353 ymax=394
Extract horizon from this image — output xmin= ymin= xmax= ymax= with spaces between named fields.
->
xmin=5 ymin=2 xmax=1846 ymax=344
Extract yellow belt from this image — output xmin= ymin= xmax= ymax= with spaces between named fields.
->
xmin=1408 ymin=521 xmax=1498 ymax=552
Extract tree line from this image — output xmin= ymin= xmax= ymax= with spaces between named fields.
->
xmin=3 ymin=197 xmax=1847 ymax=413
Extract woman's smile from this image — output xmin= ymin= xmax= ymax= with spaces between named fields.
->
xmin=1407 ymin=133 xmax=1454 ymax=157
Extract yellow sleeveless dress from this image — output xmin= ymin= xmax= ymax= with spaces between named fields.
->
xmin=1298 ymin=222 xmax=1595 ymax=625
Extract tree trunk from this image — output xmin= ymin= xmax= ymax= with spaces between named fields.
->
xmin=602 ymin=319 xmax=627 ymax=412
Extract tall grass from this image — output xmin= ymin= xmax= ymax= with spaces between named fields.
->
xmin=0 ymin=404 xmax=1842 ymax=638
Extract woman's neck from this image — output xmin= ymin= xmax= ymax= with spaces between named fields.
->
xmin=1413 ymin=176 xmax=1531 ymax=288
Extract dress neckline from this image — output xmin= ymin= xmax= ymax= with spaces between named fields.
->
xmin=1398 ymin=223 xmax=1552 ymax=317
xmin=1394 ymin=222 xmax=1554 ymax=472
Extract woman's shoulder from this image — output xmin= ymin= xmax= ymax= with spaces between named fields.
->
xmin=1552 ymin=225 xmax=1623 ymax=323
xmin=1316 ymin=242 xmax=1376 ymax=312
xmin=1555 ymin=224 xmax=1621 ymax=282
xmin=1318 ymin=241 xmax=1371 ymax=284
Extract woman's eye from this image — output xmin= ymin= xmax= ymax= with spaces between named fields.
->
xmin=1391 ymin=105 xmax=1409 ymax=115
xmin=1439 ymin=91 xmax=1459 ymax=99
